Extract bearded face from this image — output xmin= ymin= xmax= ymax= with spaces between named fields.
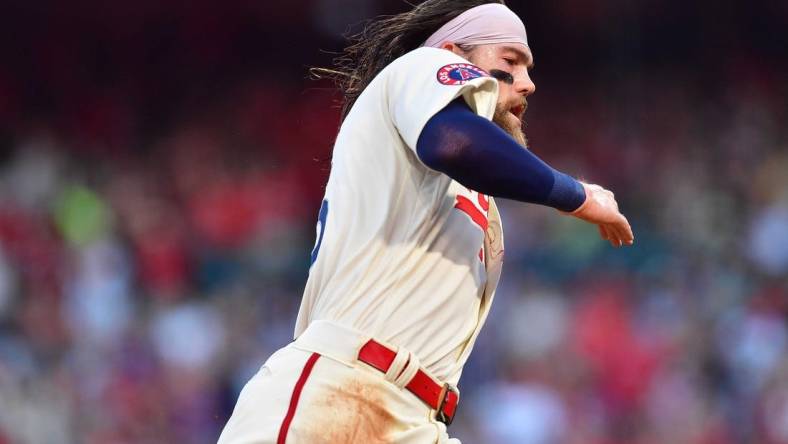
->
xmin=459 ymin=42 xmax=535 ymax=148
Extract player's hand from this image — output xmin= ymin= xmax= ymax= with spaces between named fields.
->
xmin=566 ymin=182 xmax=634 ymax=247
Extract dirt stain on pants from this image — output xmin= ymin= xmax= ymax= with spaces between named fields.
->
xmin=296 ymin=379 xmax=398 ymax=444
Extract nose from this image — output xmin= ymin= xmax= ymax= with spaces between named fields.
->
xmin=513 ymin=71 xmax=536 ymax=97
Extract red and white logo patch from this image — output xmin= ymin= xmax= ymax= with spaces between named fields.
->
xmin=436 ymin=63 xmax=489 ymax=85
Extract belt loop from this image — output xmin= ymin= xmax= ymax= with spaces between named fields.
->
xmin=392 ymin=351 xmax=420 ymax=389
xmin=383 ymin=347 xmax=410 ymax=385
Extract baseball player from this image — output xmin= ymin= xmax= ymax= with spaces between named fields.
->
xmin=219 ymin=1 xmax=633 ymax=443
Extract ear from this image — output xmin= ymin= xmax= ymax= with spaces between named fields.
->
xmin=439 ymin=42 xmax=466 ymax=58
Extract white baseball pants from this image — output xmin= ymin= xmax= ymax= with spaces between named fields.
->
xmin=217 ymin=320 xmax=461 ymax=444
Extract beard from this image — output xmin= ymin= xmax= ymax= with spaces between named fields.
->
xmin=493 ymin=103 xmax=528 ymax=148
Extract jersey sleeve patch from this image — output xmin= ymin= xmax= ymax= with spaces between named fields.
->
xmin=436 ymin=63 xmax=490 ymax=86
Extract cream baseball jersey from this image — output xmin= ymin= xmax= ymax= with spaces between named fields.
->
xmin=294 ymin=47 xmax=505 ymax=384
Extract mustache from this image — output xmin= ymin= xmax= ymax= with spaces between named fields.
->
xmin=512 ymin=100 xmax=527 ymax=117
xmin=497 ymin=99 xmax=528 ymax=119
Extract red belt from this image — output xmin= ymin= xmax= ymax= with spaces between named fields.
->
xmin=357 ymin=339 xmax=459 ymax=425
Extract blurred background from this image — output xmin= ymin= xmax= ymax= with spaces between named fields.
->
xmin=0 ymin=0 xmax=786 ymax=443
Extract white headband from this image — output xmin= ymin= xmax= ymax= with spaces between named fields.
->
xmin=423 ymin=3 xmax=528 ymax=49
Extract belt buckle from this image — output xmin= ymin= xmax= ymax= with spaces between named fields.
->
xmin=435 ymin=383 xmax=458 ymax=426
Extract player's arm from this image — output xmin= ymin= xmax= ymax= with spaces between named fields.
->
xmin=416 ymin=98 xmax=634 ymax=247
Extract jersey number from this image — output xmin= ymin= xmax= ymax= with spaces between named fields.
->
xmin=310 ymin=200 xmax=329 ymax=266
xmin=455 ymin=192 xmax=489 ymax=231
xmin=454 ymin=192 xmax=489 ymax=262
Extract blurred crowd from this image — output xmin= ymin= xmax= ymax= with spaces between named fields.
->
xmin=0 ymin=1 xmax=787 ymax=443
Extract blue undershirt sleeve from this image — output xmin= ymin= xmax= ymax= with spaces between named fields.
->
xmin=416 ymin=99 xmax=586 ymax=212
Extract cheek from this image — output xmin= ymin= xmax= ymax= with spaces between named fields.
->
xmin=495 ymin=83 xmax=514 ymax=105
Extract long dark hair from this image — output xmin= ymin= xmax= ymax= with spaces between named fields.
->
xmin=313 ymin=0 xmax=505 ymax=121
